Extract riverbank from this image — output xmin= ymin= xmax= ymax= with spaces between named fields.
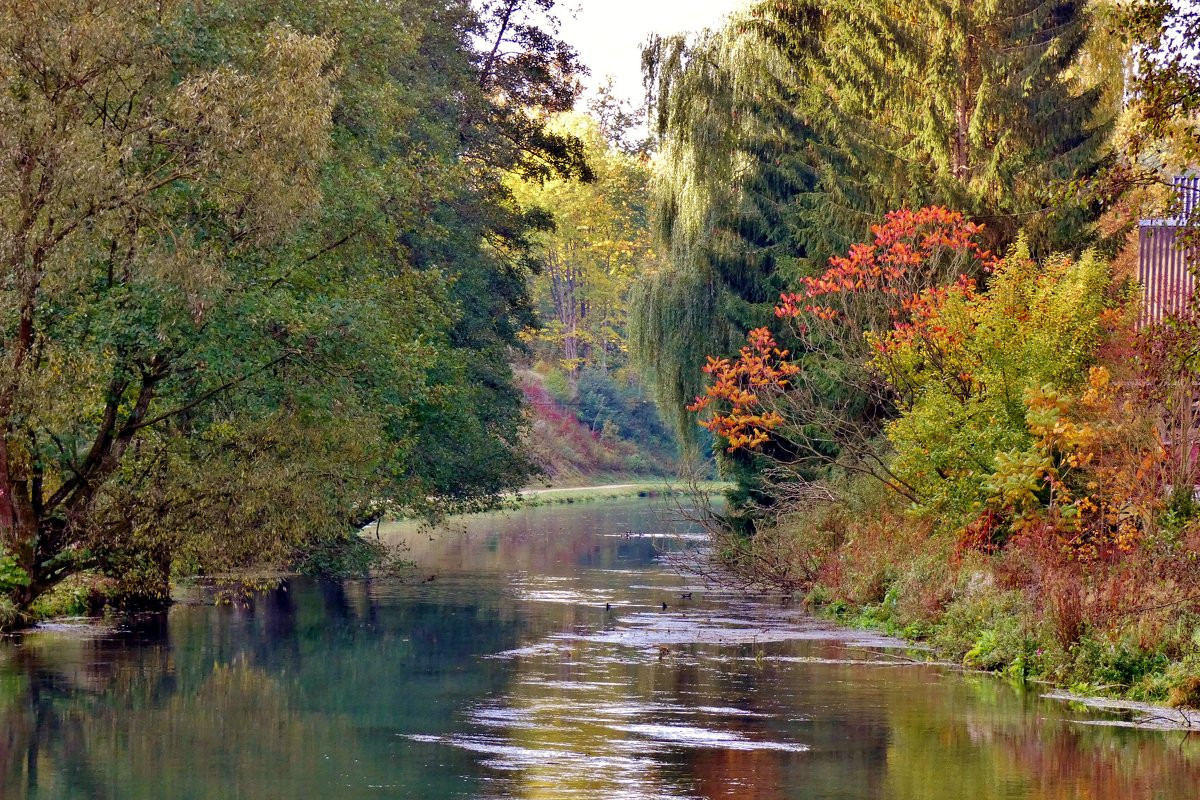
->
xmin=705 ymin=488 xmax=1200 ymax=713
xmin=508 ymin=480 xmax=731 ymax=508
xmin=802 ymin=590 xmax=1200 ymax=711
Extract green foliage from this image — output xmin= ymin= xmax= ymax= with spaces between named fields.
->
xmin=0 ymin=0 xmax=589 ymax=621
xmin=0 ymin=550 xmax=28 ymax=594
xmin=27 ymin=577 xmax=96 ymax=619
xmin=1079 ymin=638 xmax=1170 ymax=690
xmin=633 ymin=0 xmax=1119 ymax=447
xmin=881 ymin=245 xmax=1114 ymax=530
xmin=542 ymin=369 xmax=573 ymax=404
xmin=291 ymin=535 xmax=396 ymax=581
xmin=574 ymin=369 xmax=676 ymax=458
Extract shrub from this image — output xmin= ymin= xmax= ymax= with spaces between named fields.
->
xmin=933 ymin=587 xmax=1034 ymax=669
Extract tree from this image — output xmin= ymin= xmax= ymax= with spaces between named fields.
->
xmin=474 ymin=0 xmax=592 ymax=183
xmin=1127 ymin=1 xmax=1200 ymax=176
xmin=510 ymin=114 xmax=654 ymax=372
xmin=633 ymin=0 xmax=1120 ymax=447
xmin=0 ymin=0 xmax=592 ymax=621
xmin=0 ymin=0 xmax=340 ymax=609
xmin=587 ymin=78 xmax=651 ymax=157
xmin=690 ymin=208 xmax=996 ymax=500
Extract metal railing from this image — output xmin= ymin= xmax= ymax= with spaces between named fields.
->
xmin=1138 ymin=174 xmax=1200 ymax=327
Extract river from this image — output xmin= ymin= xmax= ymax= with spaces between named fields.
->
xmin=1 ymin=499 xmax=1198 ymax=798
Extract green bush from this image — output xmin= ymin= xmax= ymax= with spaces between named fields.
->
xmin=0 ymin=550 xmax=29 ymax=594
xmin=292 ymin=535 xmax=394 ymax=579
xmin=28 ymin=581 xmax=94 ymax=619
xmin=932 ymin=587 xmax=1034 ymax=670
xmin=1066 ymin=636 xmax=1170 ymax=692
xmin=542 ymin=368 xmax=574 ymax=404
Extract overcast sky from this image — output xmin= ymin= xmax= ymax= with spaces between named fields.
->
xmin=557 ymin=1 xmax=747 ymax=105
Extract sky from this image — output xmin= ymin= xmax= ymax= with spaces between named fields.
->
xmin=557 ymin=0 xmax=747 ymax=105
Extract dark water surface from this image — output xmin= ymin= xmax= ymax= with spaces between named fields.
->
xmin=3 ymin=500 xmax=1199 ymax=799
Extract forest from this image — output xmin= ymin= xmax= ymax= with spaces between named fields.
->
xmin=0 ymin=0 xmax=645 ymax=623
xmin=2 ymin=0 xmax=1200 ymax=712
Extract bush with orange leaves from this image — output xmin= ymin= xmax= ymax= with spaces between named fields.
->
xmin=775 ymin=206 xmax=996 ymax=332
xmin=689 ymin=207 xmax=996 ymax=492
xmin=691 ymin=210 xmax=1151 ymax=553
xmin=687 ymin=328 xmax=799 ymax=452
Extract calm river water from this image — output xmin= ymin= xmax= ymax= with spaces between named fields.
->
xmin=2 ymin=500 xmax=1199 ymax=799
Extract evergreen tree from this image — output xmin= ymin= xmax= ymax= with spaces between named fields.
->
xmin=810 ymin=0 xmax=1114 ymax=253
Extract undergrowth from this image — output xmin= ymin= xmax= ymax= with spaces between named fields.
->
xmin=711 ymin=477 xmax=1200 ymax=709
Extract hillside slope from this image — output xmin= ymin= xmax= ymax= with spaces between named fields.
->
xmin=518 ymin=369 xmax=680 ymax=486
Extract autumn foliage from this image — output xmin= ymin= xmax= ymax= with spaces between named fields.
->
xmin=692 ymin=206 xmax=1168 ymax=563
xmin=775 ymin=206 xmax=995 ymax=325
xmin=690 ymin=206 xmax=995 ymax=454
xmin=687 ymin=328 xmax=799 ymax=451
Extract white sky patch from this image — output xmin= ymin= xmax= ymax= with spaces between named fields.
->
xmin=558 ymin=0 xmax=747 ymax=105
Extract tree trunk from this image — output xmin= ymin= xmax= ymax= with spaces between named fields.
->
xmin=0 ymin=369 xmax=161 ymax=621
xmin=547 ymin=250 xmax=586 ymax=371
xmin=952 ymin=32 xmax=978 ymax=183
xmin=0 ymin=436 xmax=39 ymax=609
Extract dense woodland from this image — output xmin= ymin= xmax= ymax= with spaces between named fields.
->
xmin=4 ymin=0 xmax=1200 ymax=711
xmin=0 ymin=0 xmax=630 ymax=622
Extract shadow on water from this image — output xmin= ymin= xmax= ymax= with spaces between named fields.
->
xmin=2 ymin=500 xmax=1200 ymax=799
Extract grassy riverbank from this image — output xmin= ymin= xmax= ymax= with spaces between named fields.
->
xmin=509 ymin=481 xmax=731 ymax=508
xmin=806 ymin=590 xmax=1200 ymax=711
xmin=711 ymin=480 xmax=1200 ymax=711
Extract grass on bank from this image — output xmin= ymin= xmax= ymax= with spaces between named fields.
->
xmin=809 ymin=586 xmax=1200 ymax=709
xmin=508 ymin=480 xmax=731 ymax=508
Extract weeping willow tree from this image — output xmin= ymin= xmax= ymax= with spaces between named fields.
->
xmin=630 ymin=3 xmax=827 ymax=449
xmin=632 ymin=0 xmax=1121 ymax=453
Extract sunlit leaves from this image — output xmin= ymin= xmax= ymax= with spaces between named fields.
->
xmin=509 ymin=113 xmax=654 ymax=371
xmin=687 ymin=327 xmax=798 ymax=452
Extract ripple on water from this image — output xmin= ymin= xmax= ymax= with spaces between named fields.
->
xmin=556 ymin=610 xmax=910 ymax=650
xmin=609 ymin=723 xmax=809 ymax=752
xmin=401 ymin=734 xmax=581 ymax=766
xmin=406 ymin=699 xmax=807 ymax=799
xmin=401 ymin=732 xmax=690 ymax=798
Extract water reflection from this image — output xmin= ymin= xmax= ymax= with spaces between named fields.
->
xmin=0 ymin=501 xmax=1198 ymax=799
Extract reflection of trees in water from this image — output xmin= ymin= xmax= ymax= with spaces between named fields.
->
xmin=1 ymin=507 xmax=680 ymax=798
xmin=665 ymin=641 xmax=891 ymax=800
xmin=0 ymin=571 xmax=537 ymax=799
xmin=386 ymin=502 xmax=673 ymax=576
xmin=882 ymin=675 xmax=1200 ymax=800
xmin=0 ymin=646 xmax=358 ymax=799
xmin=491 ymin=636 xmax=879 ymax=798
xmin=658 ymin=655 xmax=793 ymax=800
xmin=3 ymin=503 xmax=1199 ymax=800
